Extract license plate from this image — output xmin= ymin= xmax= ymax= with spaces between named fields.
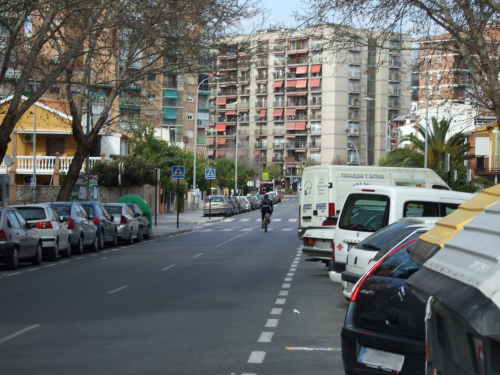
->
xmin=358 ymin=347 xmax=404 ymax=373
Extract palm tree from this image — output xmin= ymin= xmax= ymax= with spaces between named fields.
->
xmin=401 ymin=117 xmax=469 ymax=171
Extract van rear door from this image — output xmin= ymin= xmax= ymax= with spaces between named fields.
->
xmin=300 ymin=167 xmax=331 ymax=231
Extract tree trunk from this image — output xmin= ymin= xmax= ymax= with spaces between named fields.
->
xmin=0 ymin=114 xmax=22 ymax=164
xmin=57 ymin=145 xmax=87 ymax=201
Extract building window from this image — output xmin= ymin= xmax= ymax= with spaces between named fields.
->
xmin=349 ymin=80 xmax=361 ymax=93
xmin=273 ymin=54 xmax=286 ymax=66
xmin=47 ymin=137 xmax=65 ymax=156
xmin=350 ymin=66 xmax=361 ymax=79
xmin=274 ymin=95 xmax=284 ymax=107
xmin=311 ymin=93 xmax=321 ymax=106
xmin=186 ymin=112 xmax=194 ymax=120
xmin=288 ymin=39 xmax=307 ymax=50
xmin=163 ymin=97 xmax=177 ymax=107
xmin=273 ymin=68 xmax=285 ymax=79
xmin=310 ymin=121 xmax=321 ymax=134
xmin=187 ymin=95 xmax=193 ymax=103
xmin=148 ymin=73 xmax=156 ymax=81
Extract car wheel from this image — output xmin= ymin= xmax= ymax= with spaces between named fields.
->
xmin=90 ymin=234 xmax=99 ymax=252
xmin=8 ymin=248 xmax=19 ymax=270
xmin=98 ymin=230 xmax=105 ymax=250
xmin=113 ymin=231 xmax=119 ymax=247
xmin=144 ymin=227 xmax=151 ymax=239
xmin=32 ymin=243 xmax=42 ymax=266
xmin=137 ymin=227 xmax=144 ymax=242
xmin=128 ymin=231 xmax=134 ymax=245
xmin=48 ymin=241 xmax=58 ymax=261
xmin=65 ymin=242 xmax=72 ymax=257
xmin=77 ymin=236 xmax=85 ymax=255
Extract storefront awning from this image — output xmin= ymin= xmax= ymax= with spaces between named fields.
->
xmin=259 ymin=109 xmax=267 ymax=118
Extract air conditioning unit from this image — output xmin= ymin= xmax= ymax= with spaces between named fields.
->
xmin=23 ymin=134 xmax=34 ymax=143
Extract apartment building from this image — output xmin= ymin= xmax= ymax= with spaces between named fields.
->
xmin=206 ymin=25 xmax=412 ymax=181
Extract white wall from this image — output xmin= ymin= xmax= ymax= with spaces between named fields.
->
xmin=100 ymin=134 xmax=122 ymax=156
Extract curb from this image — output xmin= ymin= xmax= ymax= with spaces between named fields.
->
xmin=152 ymin=228 xmax=193 ymax=239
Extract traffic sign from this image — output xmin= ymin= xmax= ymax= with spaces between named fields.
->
xmin=205 ymin=168 xmax=216 ymax=180
xmin=171 ymin=165 xmax=185 ymax=179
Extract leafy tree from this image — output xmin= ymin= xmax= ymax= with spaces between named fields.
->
xmin=379 ymin=148 xmax=424 ymax=167
xmin=264 ymin=164 xmax=282 ymax=181
xmin=214 ymin=158 xmax=234 ymax=190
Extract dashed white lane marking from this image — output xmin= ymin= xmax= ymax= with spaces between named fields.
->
xmin=0 ymin=324 xmax=40 ymax=345
xmin=282 ymin=283 xmax=291 ymax=289
xmin=287 ymin=273 xmax=294 ymax=277
xmin=248 ymin=351 xmax=266 ymax=364
xmin=286 ymin=346 xmax=342 ymax=352
xmin=279 ymin=291 xmax=289 ymax=297
xmin=242 ymin=373 xmax=257 ymax=375
xmin=284 ymin=277 xmax=293 ymax=282
xmin=107 ymin=285 xmax=128 ymax=295
xmin=288 ymin=218 xmax=298 ymax=222
xmin=274 ymin=218 xmax=282 ymax=222
xmin=161 ymin=264 xmax=175 ymax=271
xmin=215 ymin=232 xmax=250 ymax=248
xmin=240 ymin=218 xmax=250 ymax=222
xmin=282 ymin=228 xmax=293 ymax=231
xmin=265 ymin=319 xmax=279 ymax=328
xmin=239 ymin=228 xmax=253 ymax=232
xmin=193 ymin=253 xmax=203 ymax=259
xmin=200 ymin=229 xmax=213 ymax=232
xmin=258 ymin=331 xmax=274 ymax=343
xmin=223 ymin=218 xmax=235 ymax=222
xmin=270 ymin=307 xmax=283 ymax=315
xmin=275 ymin=298 xmax=286 ymax=305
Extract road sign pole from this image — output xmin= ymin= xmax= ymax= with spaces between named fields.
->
xmin=176 ymin=179 xmax=180 ymax=229
xmin=209 ymin=179 xmax=212 ymax=220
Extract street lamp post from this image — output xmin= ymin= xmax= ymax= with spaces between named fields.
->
xmin=193 ymin=75 xmax=210 ymax=191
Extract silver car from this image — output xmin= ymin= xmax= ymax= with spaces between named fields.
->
xmin=237 ymin=196 xmax=251 ymax=212
xmin=13 ymin=203 xmax=71 ymax=260
xmin=50 ymin=202 xmax=98 ymax=254
xmin=103 ymin=203 xmax=140 ymax=244
xmin=126 ymin=203 xmax=151 ymax=240
xmin=0 ymin=208 xmax=42 ymax=270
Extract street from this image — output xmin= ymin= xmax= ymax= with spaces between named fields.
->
xmin=0 ymin=198 xmax=346 ymax=375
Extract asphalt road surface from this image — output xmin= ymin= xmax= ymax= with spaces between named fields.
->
xmin=0 ymin=197 xmax=347 ymax=375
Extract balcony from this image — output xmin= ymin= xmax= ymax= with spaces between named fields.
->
xmin=476 ymin=156 xmax=500 ymax=175
xmin=0 ymin=156 xmax=102 ymax=175
xmin=255 ymin=143 xmax=267 ymax=150
xmin=273 ymin=144 xmax=284 ymax=150
xmin=119 ymin=98 xmax=141 ymax=110
xmin=286 ymin=142 xmax=306 ymax=150
xmin=309 ymin=142 xmax=321 ymax=150
xmin=272 ymin=156 xmax=284 ymax=162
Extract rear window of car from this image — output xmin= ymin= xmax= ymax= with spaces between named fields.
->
xmin=374 ymin=242 xmax=420 ymax=279
xmin=81 ymin=204 xmax=96 ymax=216
xmin=339 ymin=194 xmax=390 ymax=232
xmin=404 ymin=201 xmax=459 ymax=217
xmin=104 ymin=205 xmax=123 ymax=215
xmin=357 ymin=221 xmax=421 ymax=253
xmin=16 ymin=207 xmax=47 ymax=220
xmin=51 ymin=204 xmax=71 ymax=217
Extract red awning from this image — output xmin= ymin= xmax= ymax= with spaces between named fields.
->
xmin=287 ymin=92 xmax=307 ymax=97
xmin=259 ymin=109 xmax=267 ymax=118
xmin=310 ymin=78 xmax=321 ymax=87
xmin=208 ymin=138 xmax=215 ymax=145
xmin=296 ymin=66 xmax=307 ymax=75
xmin=286 ymin=123 xmax=296 ymax=130
xmin=217 ymin=138 xmax=226 ymax=145
xmin=216 ymin=97 xmax=227 ymax=105
xmin=311 ymin=64 xmax=322 ymax=73
xmin=225 ymin=110 xmax=236 ymax=115
xmin=215 ymin=124 xmax=226 ymax=132
xmin=273 ymin=108 xmax=284 ymax=117
xmin=286 ymin=80 xmax=297 ymax=88
xmin=254 ymin=151 xmax=261 ymax=156
xmin=286 ymin=134 xmax=297 ymax=138
xmin=287 ymin=108 xmax=297 ymax=116
xmin=238 ymin=109 xmax=248 ymax=113
xmin=295 ymin=80 xmax=307 ymax=89
xmin=273 ymin=81 xmax=284 ymax=88
xmin=293 ymin=122 xmax=307 ymax=130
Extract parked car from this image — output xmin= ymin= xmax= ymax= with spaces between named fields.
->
xmin=126 ymin=203 xmax=151 ymax=240
xmin=341 ymin=217 xmax=438 ymax=299
xmin=80 ymin=201 xmax=119 ymax=248
xmin=342 ymin=238 xmax=425 ymax=375
xmin=12 ymin=203 xmax=71 ymax=260
xmin=227 ymin=196 xmax=241 ymax=215
xmin=0 ymin=207 xmax=42 ymax=270
xmin=237 ymin=196 xmax=251 ymax=212
xmin=246 ymin=195 xmax=260 ymax=209
xmin=203 ymin=195 xmax=232 ymax=217
xmin=50 ymin=202 xmax=98 ymax=254
xmin=103 ymin=203 xmax=140 ymax=244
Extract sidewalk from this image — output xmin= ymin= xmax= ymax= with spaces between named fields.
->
xmin=151 ymin=208 xmax=225 ymax=237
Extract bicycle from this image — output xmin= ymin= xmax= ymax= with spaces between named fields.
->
xmin=263 ymin=212 xmax=271 ymax=232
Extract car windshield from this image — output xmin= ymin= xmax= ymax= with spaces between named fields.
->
xmin=339 ymin=194 xmax=390 ymax=232
xmin=356 ymin=221 xmax=422 ymax=253
xmin=81 ymin=204 xmax=96 ymax=216
xmin=105 ymin=206 xmax=123 ymax=215
xmin=51 ymin=204 xmax=71 ymax=217
xmin=15 ymin=207 xmax=47 ymax=221
xmin=209 ymin=196 xmax=224 ymax=202
xmin=374 ymin=242 xmax=420 ymax=279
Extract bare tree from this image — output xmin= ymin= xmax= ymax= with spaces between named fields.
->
xmin=0 ymin=0 xmax=105 ymax=165
xmin=300 ymin=0 xmax=500 ymax=123
xmin=56 ymin=0 xmax=256 ymax=199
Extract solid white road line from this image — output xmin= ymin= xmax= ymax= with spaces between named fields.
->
xmin=0 ymin=324 xmax=40 ymax=345
xmin=5 ymin=272 xmax=20 ymax=277
xmin=215 ymin=232 xmax=249 ymax=248
xmin=270 ymin=307 xmax=283 ymax=315
xmin=224 ymin=218 xmax=235 ymax=222
xmin=285 ymin=346 xmax=342 ymax=352
xmin=279 ymin=291 xmax=289 ymax=297
xmin=193 ymin=253 xmax=203 ymax=259
xmin=200 ymin=229 xmax=213 ymax=232
xmin=242 ymin=373 xmax=257 ymax=375
xmin=248 ymin=351 xmax=266 ymax=364
xmin=161 ymin=264 xmax=175 ymax=271
xmin=275 ymin=298 xmax=286 ymax=305
xmin=107 ymin=285 xmax=128 ymax=295
xmin=258 ymin=331 xmax=274 ymax=343
xmin=265 ymin=319 xmax=279 ymax=328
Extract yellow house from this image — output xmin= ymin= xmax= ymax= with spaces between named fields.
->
xmin=0 ymin=97 xmax=101 ymax=185
xmin=469 ymin=121 xmax=500 ymax=182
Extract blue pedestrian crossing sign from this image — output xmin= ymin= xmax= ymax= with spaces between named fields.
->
xmin=171 ymin=165 xmax=185 ymax=179
xmin=205 ymin=168 xmax=216 ymax=180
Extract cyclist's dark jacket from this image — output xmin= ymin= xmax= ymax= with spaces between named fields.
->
xmin=261 ymin=197 xmax=273 ymax=214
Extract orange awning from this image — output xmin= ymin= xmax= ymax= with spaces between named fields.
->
xmin=215 ymin=124 xmax=226 ymax=132
xmin=216 ymin=97 xmax=227 ymax=105
xmin=217 ymin=138 xmax=226 ymax=145
xmin=273 ymin=108 xmax=284 ymax=117
xmin=287 ymin=108 xmax=297 ymax=116
xmin=311 ymin=64 xmax=321 ymax=73
xmin=225 ymin=110 xmax=236 ymax=115
xmin=273 ymin=81 xmax=284 ymax=88
xmin=296 ymin=66 xmax=307 ymax=74
xmin=310 ymin=78 xmax=321 ymax=87
xmin=295 ymin=80 xmax=307 ymax=89
xmin=259 ymin=109 xmax=267 ymax=118
xmin=286 ymin=80 xmax=297 ymax=88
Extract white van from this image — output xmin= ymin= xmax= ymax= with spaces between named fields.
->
xmin=298 ymin=166 xmax=449 ymax=237
xmin=332 ymin=185 xmax=474 ymax=273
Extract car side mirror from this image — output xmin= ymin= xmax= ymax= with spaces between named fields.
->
xmin=60 ymin=216 xmax=67 ymax=223
xmin=110 ymin=215 xmax=114 ymax=221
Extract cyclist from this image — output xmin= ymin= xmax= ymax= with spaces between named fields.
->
xmin=260 ymin=194 xmax=274 ymax=228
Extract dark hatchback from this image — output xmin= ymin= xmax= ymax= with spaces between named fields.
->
xmin=342 ymin=239 xmax=425 ymax=375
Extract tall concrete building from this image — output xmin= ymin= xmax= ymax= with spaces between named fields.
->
xmin=207 ymin=25 xmax=412 ymax=183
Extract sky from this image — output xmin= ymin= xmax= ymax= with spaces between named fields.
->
xmin=239 ymin=0 xmax=306 ymax=32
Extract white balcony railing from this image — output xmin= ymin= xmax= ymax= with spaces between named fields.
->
xmin=0 ymin=156 xmax=102 ymax=175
